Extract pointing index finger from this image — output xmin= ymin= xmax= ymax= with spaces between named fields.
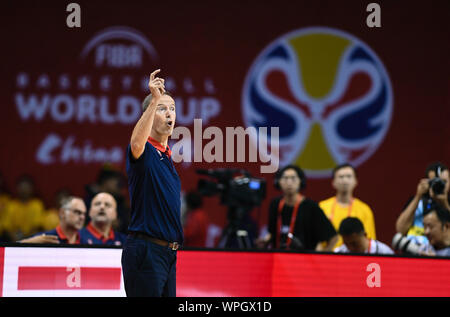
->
xmin=150 ymin=69 xmax=161 ymax=81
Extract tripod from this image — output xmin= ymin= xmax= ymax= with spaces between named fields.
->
xmin=217 ymin=205 xmax=253 ymax=249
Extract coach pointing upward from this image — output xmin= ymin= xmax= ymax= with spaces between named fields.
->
xmin=122 ymin=69 xmax=183 ymax=297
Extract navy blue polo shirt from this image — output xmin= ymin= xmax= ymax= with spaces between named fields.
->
xmin=80 ymin=222 xmax=127 ymax=246
xmin=126 ymin=138 xmax=183 ymax=244
xmin=35 ymin=225 xmax=81 ymax=244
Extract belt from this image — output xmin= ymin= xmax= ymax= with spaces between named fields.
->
xmin=129 ymin=232 xmax=180 ymax=251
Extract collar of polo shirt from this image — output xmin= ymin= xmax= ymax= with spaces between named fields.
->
xmin=148 ymin=136 xmax=172 ymax=158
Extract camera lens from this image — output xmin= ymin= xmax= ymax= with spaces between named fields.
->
xmin=430 ymin=178 xmax=445 ymax=195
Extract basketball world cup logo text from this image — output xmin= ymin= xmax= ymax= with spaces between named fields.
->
xmin=242 ymin=27 xmax=393 ymax=178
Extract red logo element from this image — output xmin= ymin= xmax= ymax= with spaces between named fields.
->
xmin=18 ymin=266 xmax=121 ymax=290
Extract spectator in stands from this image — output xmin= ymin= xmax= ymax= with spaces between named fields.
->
xmin=334 ymin=217 xmax=393 ymax=254
xmin=19 ymin=196 xmax=86 ymax=244
xmin=395 ymin=162 xmax=450 ymax=247
xmin=319 ymin=163 xmax=376 ymax=249
xmin=85 ymin=165 xmax=130 ymax=233
xmin=80 ymin=192 xmax=126 ymax=245
xmin=259 ymin=165 xmax=338 ymax=251
xmin=4 ymin=175 xmax=45 ymax=241
xmin=0 ymin=172 xmax=12 ymax=242
xmin=419 ymin=205 xmax=450 ymax=257
xmin=0 ymin=172 xmax=10 ymax=207
xmin=181 ymin=191 xmax=208 ymax=247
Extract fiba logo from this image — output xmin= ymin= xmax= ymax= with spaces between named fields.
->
xmin=242 ymin=27 xmax=393 ymax=178
xmin=80 ymin=26 xmax=159 ymax=68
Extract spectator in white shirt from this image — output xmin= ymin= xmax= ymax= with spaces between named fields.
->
xmin=335 ymin=217 xmax=393 ymax=255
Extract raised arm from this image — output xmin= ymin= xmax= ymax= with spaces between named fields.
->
xmin=130 ymin=69 xmax=166 ymax=159
xmin=395 ymin=179 xmax=428 ymax=234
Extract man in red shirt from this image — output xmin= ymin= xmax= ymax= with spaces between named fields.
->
xmin=80 ymin=192 xmax=126 ymax=245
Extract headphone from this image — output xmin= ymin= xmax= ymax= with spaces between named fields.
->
xmin=274 ymin=165 xmax=307 ymax=191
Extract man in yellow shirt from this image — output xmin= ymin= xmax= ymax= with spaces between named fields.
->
xmin=4 ymin=175 xmax=46 ymax=240
xmin=0 ymin=172 xmax=12 ymax=241
xmin=319 ymin=163 xmax=376 ymax=249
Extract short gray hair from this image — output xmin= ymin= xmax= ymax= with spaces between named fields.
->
xmin=60 ymin=196 xmax=79 ymax=209
xmin=142 ymin=90 xmax=172 ymax=112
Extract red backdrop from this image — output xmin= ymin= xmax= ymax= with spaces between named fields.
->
xmin=1 ymin=0 xmax=449 ymax=245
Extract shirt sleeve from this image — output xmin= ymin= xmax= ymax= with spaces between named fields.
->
xmin=127 ymin=143 xmax=150 ymax=175
xmin=313 ymin=202 xmax=337 ymax=243
xmin=127 ymin=143 xmax=147 ymax=162
xmin=318 ymin=199 xmax=331 ymax=218
xmin=377 ymin=241 xmax=394 ymax=255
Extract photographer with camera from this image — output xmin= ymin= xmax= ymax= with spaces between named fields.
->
xmin=258 ymin=165 xmax=338 ymax=251
xmin=421 ymin=205 xmax=450 ymax=256
xmin=393 ymin=205 xmax=450 ymax=257
xmin=395 ymin=162 xmax=450 ymax=247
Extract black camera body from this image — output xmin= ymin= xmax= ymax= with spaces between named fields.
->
xmin=429 ymin=177 xmax=446 ymax=195
xmin=196 ymin=168 xmax=267 ymax=249
xmin=196 ymin=168 xmax=266 ymax=208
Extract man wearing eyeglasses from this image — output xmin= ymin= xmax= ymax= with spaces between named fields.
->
xmin=19 ymin=196 xmax=86 ymax=244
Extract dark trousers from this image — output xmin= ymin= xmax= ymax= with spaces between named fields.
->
xmin=121 ymin=236 xmax=177 ymax=297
